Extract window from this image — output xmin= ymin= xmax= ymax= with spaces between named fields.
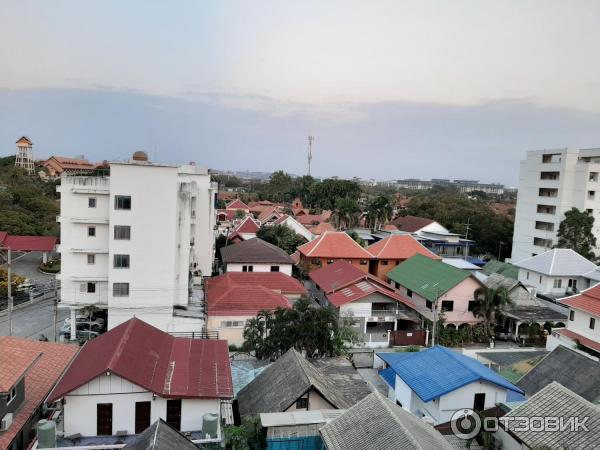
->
xmin=591 ymin=318 xmax=596 ymax=330
xmin=80 ymin=282 xmax=96 ymax=293
xmin=270 ymin=266 xmax=279 ymax=272
xmin=113 ymin=283 xmax=129 ymax=297
xmin=221 ymin=320 xmax=245 ymax=328
xmin=296 ymin=398 xmax=308 ymax=409
xmin=7 ymin=386 xmax=16 ymax=404
xmin=88 ymin=197 xmax=97 ymax=208
xmin=425 ymin=300 xmax=433 ymax=310
xmin=406 ymin=289 xmax=412 ymax=298
xmin=114 ymin=195 xmax=131 ymax=210
xmin=553 ymin=279 xmax=562 ymax=289
xmin=588 ymin=209 xmax=594 ymax=215
xmin=114 ymin=225 xmax=131 ymax=240
xmin=537 ymin=204 xmax=556 ymax=214
xmin=441 ymin=301 xmax=454 ymax=312
xmin=468 ymin=301 xmax=476 ymax=312
xmin=360 ymin=260 xmax=367 ymax=265
xmin=590 ymin=172 xmax=598 ymax=182
xmin=87 ymin=254 xmax=95 ymax=265
xmin=88 ymin=226 xmax=96 ymax=237
xmin=473 ymin=393 xmax=486 ymax=411
xmin=382 ymin=260 xmax=388 ymax=266
xmin=589 ymin=191 xmax=596 ymax=200
xmin=568 ymin=279 xmax=578 ymax=289
xmin=569 ymin=310 xmax=575 ymax=321
xmin=113 ymin=254 xmax=130 ymax=268
xmin=242 ymin=265 xmax=253 ymax=272
xmin=395 ymin=282 xmax=400 ymax=289
xmin=539 ymin=276 xmax=542 ymax=284
xmin=327 ymin=259 xmax=334 ymax=264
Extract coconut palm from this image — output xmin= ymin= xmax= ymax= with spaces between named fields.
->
xmin=333 ymin=197 xmax=361 ymax=229
xmin=366 ymin=195 xmax=393 ymax=229
xmin=471 ymin=286 xmax=512 ymax=338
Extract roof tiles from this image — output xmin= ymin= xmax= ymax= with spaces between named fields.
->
xmin=367 ymin=234 xmax=440 ymax=260
xmin=297 ymin=231 xmax=373 ymax=259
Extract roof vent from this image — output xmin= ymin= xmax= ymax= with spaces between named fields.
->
xmin=132 ymin=150 xmax=148 ymax=162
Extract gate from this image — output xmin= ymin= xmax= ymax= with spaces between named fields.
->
xmin=390 ymin=329 xmax=426 ymax=346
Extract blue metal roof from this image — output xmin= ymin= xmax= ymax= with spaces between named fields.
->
xmin=377 ymin=346 xmax=524 ymax=402
xmin=379 ymin=367 xmax=396 ymax=389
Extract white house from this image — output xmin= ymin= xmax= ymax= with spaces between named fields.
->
xmin=46 ymin=318 xmax=233 ymax=439
xmin=220 ymin=238 xmax=294 ymax=276
xmin=57 ymin=151 xmax=217 ymax=334
xmin=513 ymin=248 xmax=597 ymax=298
xmin=377 ymin=346 xmax=524 ymax=425
xmin=273 ymin=214 xmax=315 ymax=242
xmin=547 ymin=283 xmax=600 ymax=355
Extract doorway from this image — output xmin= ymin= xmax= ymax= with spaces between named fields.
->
xmin=135 ymin=401 xmax=151 ymax=434
xmin=97 ymin=403 xmax=113 ymax=436
xmin=166 ymin=399 xmax=182 ymax=431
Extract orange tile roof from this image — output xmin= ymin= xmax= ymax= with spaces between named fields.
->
xmin=0 ymin=337 xmax=79 ymax=449
xmin=561 ymin=285 xmax=600 ymax=317
xmin=309 ymin=222 xmax=335 ymax=235
xmin=0 ymin=346 xmax=40 ymax=392
xmin=382 ymin=224 xmax=399 ymax=231
xmin=367 ymin=234 xmax=441 ymax=260
xmin=297 ymin=231 xmax=373 ymax=259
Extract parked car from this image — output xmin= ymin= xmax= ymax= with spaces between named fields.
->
xmin=64 ymin=317 xmax=105 ymax=331
xmin=58 ymin=326 xmax=99 ymax=341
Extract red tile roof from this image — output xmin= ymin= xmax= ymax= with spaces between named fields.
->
xmin=0 ymin=337 xmax=79 ymax=450
xmin=45 ymin=156 xmax=95 ymax=170
xmin=309 ymin=222 xmax=336 ymax=235
xmin=561 ymin=285 xmax=600 ymax=317
xmin=217 ymin=272 xmax=307 ymax=295
xmin=226 ymin=199 xmax=250 ymax=210
xmin=309 ymin=260 xmax=368 ymax=293
xmin=217 ymin=209 xmax=237 ymax=221
xmin=206 ymin=275 xmax=292 ymax=316
xmin=297 ymin=232 xmax=373 ymax=259
xmin=233 ymin=216 xmax=260 ymax=234
xmin=258 ymin=206 xmax=283 ymax=222
xmin=557 ymin=328 xmax=600 ymax=353
xmin=48 ymin=318 xmax=233 ymax=402
xmin=382 ymin=224 xmax=399 ymax=231
xmin=297 ymin=214 xmax=325 ymax=225
xmin=367 ymin=234 xmax=441 ymax=260
xmin=0 ymin=233 xmax=57 ymax=252
xmin=328 ymin=279 xmax=416 ymax=309
xmin=392 ymin=215 xmax=436 ymax=232
xmin=0 ymin=345 xmax=40 ymax=392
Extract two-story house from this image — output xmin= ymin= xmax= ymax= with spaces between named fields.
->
xmin=297 ymin=231 xmax=373 ymax=273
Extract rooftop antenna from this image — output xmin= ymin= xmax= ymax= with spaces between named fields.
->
xmin=307 ymin=135 xmax=314 ymax=176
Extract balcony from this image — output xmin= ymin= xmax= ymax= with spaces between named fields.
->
xmin=70 ymin=217 xmax=109 ymax=224
xmin=62 ymin=176 xmax=110 ymax=194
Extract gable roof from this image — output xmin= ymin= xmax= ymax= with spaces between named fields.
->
xmin=327 ymin=280 xmax=417 ymax=311
xmin=47 ymin=318 xmax=233 ymax=402
xmin=225 ymin=198 xmax=250 ymax=210
xmin=0 ymin=233 xmax=57 ymax=252
xmin=367 ymin=234 xmax=440 ymax=260
xmin=221 ymin=238 xmax=293 ymax=264
xmin=0 ymin=343 xmax=40 ymax=393
xmin=0 ymin=337 xmax=79 ymax=450
xmin=206 ymin=274 xmax=293 ymax=316
xmin=513 ymin=248 xmax=597 ymax=276
xmin=297 ymin=231 xmax=373 ymax=259
xmin=481 ymin=259 xmax=519 ymax=279
xmin=386 ymin=254 xmax=473 ymax=301
xmin=309 ymin=260 xmax=367 ymax=293
xmin=16 ymin=136 xmax=32 ymax=145
xmin=257 ymin=206 xmax=282 ymax=222
xmin=517 ymin=345 xmax=600 ymax=402
xmin=378 ymin=346 xmax=523 ymax=402
xmin=504 ymin=382 xmax=600 ymax=449
xmin=320 ymin=392 xmax=454 ymax=450
xmin=560 ymin=283 xmax=600 ymax=316
xmin=392 ymin=215 xmax=436 ymax=232
xmin=124 ymin=419 xmax=199 ymax=450
xmin=237 ymin=349 xmax=369 ymax=416
xmin=45 ymin=156 xmax=95 ymax=170
xmin=233 ymin=216 xmax=260 ymax=234
xmin=212 ymin=272 xmax=306 ymax=295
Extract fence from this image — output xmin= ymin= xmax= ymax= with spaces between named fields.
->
xmin=169 ymin=330 xmax=219 ymax=340
xmin=390 ymin=329 xmax=427 ymax=346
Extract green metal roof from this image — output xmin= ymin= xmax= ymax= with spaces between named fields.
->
xmin=386 ymin=254 xmax=471 ymax=302
xmin=481 ymin=260 xmax=519 ymax=280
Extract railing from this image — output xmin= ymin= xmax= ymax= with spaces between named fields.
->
xmin=62 ymin=176 xmax=110 ymax=187
xmin=169 ymin=330 xmax=219 ymax=339
xmin=371 ymin=309 xmax=404 ymax=317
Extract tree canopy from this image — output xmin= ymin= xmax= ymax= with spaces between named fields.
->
xmin=556 ymin=207 xmax=597 ymax=261
xmin=256 ymin=224 xmax=306 ymax=254
xmin=471 ymin=286 xmax=513 ymax=337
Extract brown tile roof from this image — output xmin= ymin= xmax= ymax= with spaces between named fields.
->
xmin=225 ymin=199 xmax=250 ymax=210
xmin=297 ymin=232 xmax=373 ymax=259
xmin=367 ymin=234 xmax=440 ymax=260
xmin=392 ymin=215 xmax=436 ymax=232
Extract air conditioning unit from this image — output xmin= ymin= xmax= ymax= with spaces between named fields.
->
xmin=1 ymin=413 xmax=13 ymax=431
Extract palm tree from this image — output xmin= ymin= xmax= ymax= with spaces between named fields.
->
xmin=471 ymin=286 xmax=513 ymax=338
xmin=333 ymin=197 xmax=360 ymax=229
xmin=366 ymin=195 xmax=393 ymax=229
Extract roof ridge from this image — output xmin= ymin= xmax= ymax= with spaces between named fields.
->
xmin=305 ymin=232 xmax=327 ymax=256
xmin=108 ymin=319 xmax=137 ymax=371
xmin=373 ymin=392 xmax=424 ymax=449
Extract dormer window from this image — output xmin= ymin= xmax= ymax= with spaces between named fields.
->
xmin=7 ymin=385 xmax=17 ymax=404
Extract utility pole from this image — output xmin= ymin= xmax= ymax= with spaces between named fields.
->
xmin=497 ymin=241 xmax=505 ymax=261
xmin=463 ymin=218 xmax=471 ymax=261
xmin=53 ymin=280 xmax=59 ymax=342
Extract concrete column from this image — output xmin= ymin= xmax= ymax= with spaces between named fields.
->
xmin=70 ymin=308 xmax=77 ymax=341
xmin=42 ymin=252 xmax=48 ymax=264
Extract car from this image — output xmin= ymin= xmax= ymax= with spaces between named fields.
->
xmin=59 ymin=326 xmax=99 ymax=341
xmin=65 ymin=317 xmax=105 ymax=330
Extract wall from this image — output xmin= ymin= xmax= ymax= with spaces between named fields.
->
xmin=371 ymin=259 xmax=402 ymax=281
xmin=206 ymin=315 xmax=251 ymax=346
xmin=283 ymin=388 xmax=334 ymax=412
xmin=518 ymin=269 xmax=587 ymax=296
xmin=63 ymin=374 xmax=219 ymax=436
xmin=568 ymin=307 xmax=600 ymax=343
xmin=226 ymin=263 xmax=293 ymax=276
xmin=300 ymin=256 xmax=370 ymax=274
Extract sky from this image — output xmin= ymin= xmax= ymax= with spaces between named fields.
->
xmin=1 ymin=0 xmax=600 ymax=184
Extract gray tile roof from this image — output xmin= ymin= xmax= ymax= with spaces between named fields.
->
xmin=517 ymin=345 xmax=600 ymax=403
xmin=513 ymin=248 xmax=597 ymax=276
xmin=505 ymin=382 xmax=600 ymax=449
xmin=319 ymin=392 xmax=454 ymax=450
xmin=476 ymin=351 xmax=549 ymax=368
xmin=124 ymin=420 xmax=198 ymax=450
xmin=221 ymin=238 xmax=293 ymax=264
xmin=236 ymin=349 xmax=371 ymax=416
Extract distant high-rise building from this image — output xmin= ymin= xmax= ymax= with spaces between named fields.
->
xmin=14 ymin=136 xmax=35 ymax=175
xmin=511 ymin=148 xmax=600 ymax=262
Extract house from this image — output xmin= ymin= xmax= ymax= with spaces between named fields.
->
xmin=0 ymin=337 xmax=79 ymax=450
xmin=236 ymin=349 xmax=371 ymax=417
xmin=545 ymin=283 xmax=600 ymax=355
xmin=272 ymin=214 xmax=315 ymax=242
xmin=220 ymin=238 xmax=294 ymax=275
xmin=224 ymin=198 xmax=250 ymax=213
xmin=481 ymin=259 xmax=519 ymax=280
xmin=296 ymin=211 xmax=332 ymax=227
xmin=42 ymin=156 xmax=96 ymax=177
xmin=261 ymin=410 xmax=343 ymax=450
xmin=308 ymin=261 xmax=421 ymax=347
xmin=0 ymin=232 xmax=57 ymax=264
xmin=257 ymin=206 xmax=284 ymax=225
xmin=386 ymin=254 xmax=485 ymax=329
xmin=46 ymin=318 xmax=233 ymax=440
xmin=484 ymin=273 xmax=567 ymax=341
xmin=226 ymin=216 xmax=261 ymax=243
xmin=297 ymin=231 xmax=373 ymax=273
xmin=377 ymin=346 xmax=523 ymax=425
xmin=513 ymin=248 xmax=598 ymax=298
xmin=366 ymin=234 xmax=440 ymax=281
xmin=122 ymin=419 xmax=201 ymax=449
xmin=496 ymin=382 xmax=600 ymax=450
xmin=58 ymin=151 xmax=217 ymax=334
xmin=319 ymin=392 xmax=454 ymax=450
xmin=517 ymin=345 xmax=600 ymax=402
xmin=205 ymin=273 xmax=304 ymax=345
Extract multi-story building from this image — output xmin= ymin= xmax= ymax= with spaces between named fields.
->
xmin=512 ymin=148 xmax=600 ymax=262
xmin=57 ymin=151 xmax=217 ymax=334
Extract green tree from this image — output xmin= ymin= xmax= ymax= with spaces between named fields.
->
xmin=223 ymin=416 xmax=266 ymax=450
xmin=365 ymin=195 xmax=393 ymax=229
xmin=471 ymin=286 xmax=512 ymax=338
xmin=333 ymin=197 xmax=361 ymax=229
xmin=309 ymin=179 xmax=361 ymax=210
xmin=243 ymin=297 xmax=360 ymax=360
xmin=556 ymin=207 xmax=597 ymax=261
xmin=256 ymin=224 xmax=306 ymax=254
xmin=346 ymin=231 xmax=365 ymax=247
xmin=263 ymin=171 xmax=294 ymax=203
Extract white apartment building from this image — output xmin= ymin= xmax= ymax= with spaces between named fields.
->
xmin=57 ymin=151 xmax=217 ymax=335
xmin=512 ymin=148 xmax=600 ymax=263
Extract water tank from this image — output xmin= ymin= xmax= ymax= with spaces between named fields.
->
xmin=37 ymin=420 xmax=56 ymax=449
xmin=202 ymin=413 xmax=219 ymax=439
xmin=132 ymin=150 xmax=148 ymax=162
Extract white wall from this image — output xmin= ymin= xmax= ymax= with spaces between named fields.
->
xmin=63 ymin=374 xmax=220 ymax=436
xmin=226 ymin=263 xmax=293 ymax=276
xmin=567 ymin=308 xmax=600 ymax=343
xmin=518 ymin=269 xmax=586 ymax=296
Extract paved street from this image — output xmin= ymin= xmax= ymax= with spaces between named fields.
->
xmin=8 ymin=251 xmax=55 ymax=283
